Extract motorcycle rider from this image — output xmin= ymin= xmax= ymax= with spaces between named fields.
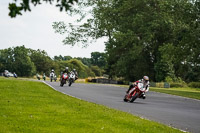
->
xmin=50 ymin=69 xmax=55 ymax=77
xmin=62 ymin=67 xmax=69 ymax=74
xmin=126 ymin=76 xmax=150 ymax=99
xmin=72 ymin=69 xmax=78 ymax=80
xmin=36 ymin=73 xmax=40 ymax=80
xmin=60 ymin=67 xmax=69 ymax=79
xmin=13 ymin=72 xmax=17 ymax=78
xmin=43 ymin=73 xmax=46 ymax=81
xmin=50 ymin=69 xmax=55 ymax=81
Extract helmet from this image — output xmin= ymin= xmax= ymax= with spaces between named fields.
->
xmin=73 ymin=69 xmax=76 ymax=72
xmin=143 ymin=76 xmax=149 ymax=81
xmin=51 ymin=69 xmax=54 ymax=72
xmin=65 ymin=67 xmax=69 ymax=71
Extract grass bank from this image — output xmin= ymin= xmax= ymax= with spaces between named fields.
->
xmin=0 ymin=77 xmax=182 ymax=133
xmin=150 ymin=87 xmax=200 ymax=100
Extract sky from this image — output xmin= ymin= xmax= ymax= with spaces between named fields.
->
xmin=0 ymin=1 xmax=106 ymax=58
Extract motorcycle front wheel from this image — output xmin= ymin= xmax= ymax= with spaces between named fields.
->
xmin=130 ymin=93 xmax=139 ymax=103
xmin=123 ymin=96 xmax=128 ymax=102
xmin=60 ymin=79 xmax=65 ymax=87
xmin=68 ymin=79 xmax=72 ymax=86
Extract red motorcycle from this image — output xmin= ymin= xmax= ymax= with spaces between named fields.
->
xmin=124 ymin=82 xmax=146 ymax=102
xmin=60 ymin=73 xmax=68 ymax=87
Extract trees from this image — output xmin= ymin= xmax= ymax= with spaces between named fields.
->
xmin=0 ymin=46 xmax=36 ymax=77
xmin=8 ymin=0 xmax=78 ymax=18
xmin=13 ymin=46 xmax=36 ymax=76
xmin=29 ymin=49 xmax=53 ymax=74
xmin=91 ymin=52 xmax=107 ymax=68
xmin=53 ymin=0 xmax=200 ymax=82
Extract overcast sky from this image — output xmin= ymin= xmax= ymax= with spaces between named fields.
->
xmin=0 ymin=1 xmax=106 ymax=58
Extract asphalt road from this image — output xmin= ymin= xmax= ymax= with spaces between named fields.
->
xmin=44 ymin=81 xmax=200 ymax=133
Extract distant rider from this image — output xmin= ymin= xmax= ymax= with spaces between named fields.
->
xmin=36 ymin=73 xmax=40 ymax=80
xmin=50 ymin=69 xmax=55 ymax=78
xmin=72 ymin=69 xmax=78 ymax=80
xmin=13 ymin=72 xmax=17 ymax=78
xmin=43 ymin=73 xmax=46 ymax=81
xmin=126 ymin=76 xmax=150 ymax=99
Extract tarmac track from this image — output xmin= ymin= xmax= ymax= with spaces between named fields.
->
xmin=44 ymin=81 xmax=200 ymax=133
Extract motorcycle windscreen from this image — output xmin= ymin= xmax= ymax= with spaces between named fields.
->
xmin=63 ymin=74 xmax=68 ymax=79
xmin=137 ymin=83 xmax=146 ymax=92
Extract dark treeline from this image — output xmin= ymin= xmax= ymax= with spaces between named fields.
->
xmin=0 ymin=46 xmax=106 ymax=78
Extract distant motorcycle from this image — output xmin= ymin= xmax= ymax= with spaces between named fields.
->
xmin=43 ymin=75 xmax=46 ymax=81
xmin=50 ymin=73 xmax=57 ymax=82
xmin=124 ymin=82 xmax=146 ymax=102
xmin=13 ymin=73 xmax=17 ymax=78
xmin=54 ymin=75 xmax=57 ymax=82
xmin=68 ymin=71 xmax=76 ymax=86
xmin=60 ymin=73 xmax=69 ymax=87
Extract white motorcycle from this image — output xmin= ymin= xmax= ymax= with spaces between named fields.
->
xmin=50 ymin=72 xmax=56 ymax=82
xmin=68 ymin=71 xmax=76 ymax=86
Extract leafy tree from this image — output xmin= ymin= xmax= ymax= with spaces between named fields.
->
xmin=90 ymin=65 xmax=102 ymax=77
xmin=91 ymin=52 xmax=107 ymax=68
xmin=54 ymin=55 xmax=72 ymax=61
xmin=75 ymin=57 xmax=92 ymax=66
xmin=0 ymin=49 xmax=13 ymax=72
xmin=12 ymin=46 xmax=36 ymax=76
xmin=53 ymin=0 xmax=200 ymax=82
xmin=0 ymin=46 xmax=36 ymax=76
xmin=58 ymin=58 xmax=95 ymax=78
xmin=8 ymin=0 xmax=78 ymax=18
xmin=29 ymin=49 xmax=53 ymax=74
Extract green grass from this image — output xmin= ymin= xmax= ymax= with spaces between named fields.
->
xmin=0 ymin=77 xmax=183 ymax=133
xmin=150 ymin=87 xmax=200 ymax=100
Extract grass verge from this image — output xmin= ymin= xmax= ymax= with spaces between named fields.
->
xmin=150 ymin=87 xmax=200 ymax=100
xmin=0 ymin=77 xmax=183 ymax=133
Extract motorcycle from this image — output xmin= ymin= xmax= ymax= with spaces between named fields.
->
xmin=124 ymin=82 xmax=146 ymax=102
xmin=50 ymin=73 xmax=56 ymax=82
xmin=60 ymin=73 xmax=69 ymax=87
xmin=54 ymin=75 xmax=57 ymax=82
xmin=68 ymin=71 xmax=76 ymax=86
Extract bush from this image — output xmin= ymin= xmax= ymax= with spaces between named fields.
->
xmin=156 ymin=82 xmax=164 ymax=88
xmin=170 ymin=83 xmax=186 ymax=88
xmin=188 ymin=82 xmax=200 ymax=88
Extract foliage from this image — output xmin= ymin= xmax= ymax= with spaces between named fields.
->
xmin=90 ymin=52 xmax=107 ymax=68
xmin=0 ymin=46 xmax=103 ymax=78
xmin=58 ymin=59 xmax=95 ymax=78
xmin=188 ymin=82 xmax=200 ymax=88
xmin=8 ymin=0 xmax=78 ymax=18
xmin=53 ymin=0 xmax=200 ymax=82
xmin=90 ymin=65 xmax=102 ymax=76
xmin=0 ymin=46 xmax=36 ymax=76
xmin=170 ymin=83 xmax=186 ymax=88
xmin=29 ymin=49 xmax=53 ymax=74
xmin=54 ymin=55 xmax=72 ymax=61
xmin=75 ymin=57 xmax=92 ymax=66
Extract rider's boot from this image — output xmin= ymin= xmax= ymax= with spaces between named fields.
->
xmin=139 ymin=92 xmax=146 ymax=99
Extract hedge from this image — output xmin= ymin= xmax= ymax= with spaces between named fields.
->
xmin=188 ymin=82 xmax=200 ymax=88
